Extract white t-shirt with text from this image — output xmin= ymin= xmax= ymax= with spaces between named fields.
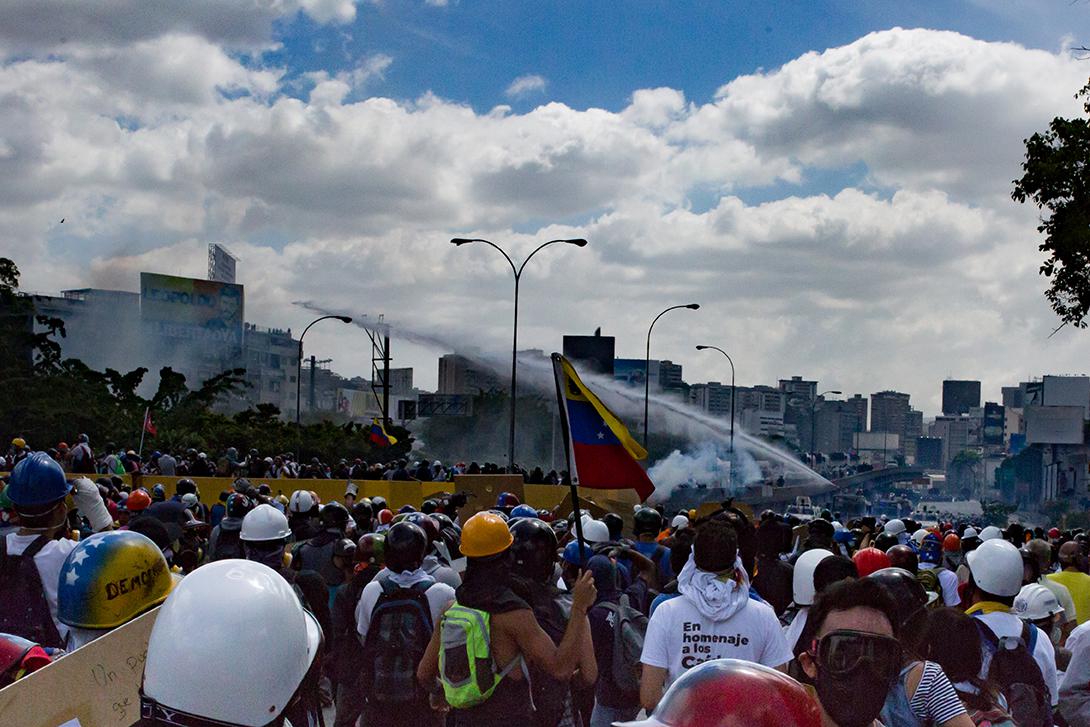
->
xmin=640 ymin=594 xmax=793 ymax=686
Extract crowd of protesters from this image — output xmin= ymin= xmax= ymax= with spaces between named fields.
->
xmin=6 ymin=438 xmax=1090 ymax=726
xmin=2 ymin=434 xmax=569 ymax=485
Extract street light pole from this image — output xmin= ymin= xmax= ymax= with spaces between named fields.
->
xmin=643 ymin=303 xmax=700 ymax=448
xmin=451 ymin=237 xmax=587 ymax=473
xmin=695 ymin=345 xmax=736 ymax=454
xmin=296 ymin=315 xmax=353 ymax=428
xmin=810 ymin=389 xmax=842 ymax=469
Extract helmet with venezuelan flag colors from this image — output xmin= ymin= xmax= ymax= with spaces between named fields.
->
xmin=57 ymin=531 xmax=176 ymax=629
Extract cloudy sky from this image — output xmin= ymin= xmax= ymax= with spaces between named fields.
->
xmin=3 ymin=1 xmax=1088 ymax=417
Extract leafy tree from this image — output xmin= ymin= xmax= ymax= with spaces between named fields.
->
xmin=1013 ymin=79 xmax=1090 ymax=330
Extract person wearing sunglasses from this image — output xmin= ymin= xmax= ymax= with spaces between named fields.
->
xmin=797 ymin=577 xmax=905 ymax=727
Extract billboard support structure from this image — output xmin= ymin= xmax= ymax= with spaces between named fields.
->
xmin=361 ymin=315 xmax=391 ymax=425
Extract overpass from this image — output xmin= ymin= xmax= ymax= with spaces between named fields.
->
xmin=832 ymin=466 xmax=927 ymax=493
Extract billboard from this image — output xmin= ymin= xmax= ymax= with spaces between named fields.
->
xmin=982 ymin=402 xmax=1005 ymax=446
xmin=337 ymin=388 xmax=379 ymax=418
xmin=614 ymin=358 xmax=656 ymax=387
xmin=140 ymin=273 xmax=244 ymax=348
xmin=1025 ymin=405 xmax=1085 ymax=445
xmin=853 ymin=432 xmax=900 ymax=451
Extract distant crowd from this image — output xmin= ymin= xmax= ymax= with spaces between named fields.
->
xmin=3 ymin=434 xmax=570 ymax=484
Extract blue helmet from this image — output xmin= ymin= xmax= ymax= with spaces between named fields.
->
xmin=562 ymin=539 xmax=592 ymax=567
xmin=919 ymin=533 xmax=942 ymax=565
xmin=6 ymin=452 xmax=70 ymax=508
xmin=151 ymin=484 xmax=166 ymax=501
xmin=510 ymin=504 xmax=538 ymax=519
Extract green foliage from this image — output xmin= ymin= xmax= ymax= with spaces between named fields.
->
xmin=0 ymin=257 xmax=412 ymax=463
xmin=1012 ymin=79 xmax=1090 ymax=328
xmin=980 ymin=500 xmax=1018 ymax=528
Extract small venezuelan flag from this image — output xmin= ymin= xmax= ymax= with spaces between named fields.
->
xmin=551 ymin=353 xmax=655 ymax=501
xmin=369 ymin=418 xmax=397 ymax=448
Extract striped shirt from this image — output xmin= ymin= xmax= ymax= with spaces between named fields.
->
xmin=910 ymin=660 xmax=968 ymax=724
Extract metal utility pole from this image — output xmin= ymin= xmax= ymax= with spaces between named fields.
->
xmin=643 ymin=304 xmax=700 ymax=447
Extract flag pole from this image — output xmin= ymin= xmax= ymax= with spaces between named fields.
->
xmin=551 ymin=354 xmax=587 ymax=563
xmin=138 ymin=405 xmax=149 ymax=459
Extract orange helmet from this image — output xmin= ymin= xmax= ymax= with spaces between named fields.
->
xmin=942 ymin=533 xmax=960 ymax=552
xmin=852 ymin=547 xmax=892 ymax=578
xmin=461 ymin=511 xmax=514 ymax=558
xmin=126 ymin=489 xmax=152 ymax=513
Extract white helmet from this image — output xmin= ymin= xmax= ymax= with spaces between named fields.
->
xmin=979 ymin=526 xmax=1003 ymax=541
xmin=582 ymin=519 xmax=611 ymax=544
xmin=966 ymin=539 xmax=1023 ymax=597
xmin=962 ymin=527 xmax=979 ymax=539
xmin=240 ymin=504 xmax=291 ymax=542
xmin=793 ymin=548 xmax=834 ymax=606
xmin=1015 ymin=583 xmax=1064 ymax=622
xmin=288 ymin=490 xmax=316 ymax=514
xmin=181 ymin=492 xmax=199 ymax=509
xmin=885 ymin=519 xmax=906 ymax=536
xmin=142 ymin=560 xmax=322 ymax=725
xmin=911 ymin=528 xmax=930 ymax=545
xmin=671 ymin=515 xmax=690 ymax=530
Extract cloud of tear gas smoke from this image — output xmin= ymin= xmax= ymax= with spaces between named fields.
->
xmin=294 ymin=301 xmax=833 ymax=499
xmin=648 ymin=441 xmax=763 ymax=499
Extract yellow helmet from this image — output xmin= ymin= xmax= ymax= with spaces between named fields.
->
xmin=11 ymin=438 xmax=26 ymax=449
xmin=460 ymin=511 xmax=514 ymax=557
xmin=58 ymin=531 xmax=177 ymax=629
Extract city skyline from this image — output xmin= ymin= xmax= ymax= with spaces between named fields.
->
xmin=3 ymin=3 xmax=1089 ymax=417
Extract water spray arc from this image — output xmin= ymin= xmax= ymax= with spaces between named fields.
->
xmin=449 ymin=236 xmax=588 ymax=473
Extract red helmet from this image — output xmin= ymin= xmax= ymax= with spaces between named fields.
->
xmin=126 ymin=489 xmax=152 ymax=513
xmin=943 ymin=534 xmax=961 ymax=552
xmin=1049 ymin=527 xmax=1061 ymax=539
xmin=378 ymin=508 xmax=394 ymax=525
xmin=852 ymin=547 xmax=892 ymax=578
xmin=618 ymin=659 xmax=821 ymax=727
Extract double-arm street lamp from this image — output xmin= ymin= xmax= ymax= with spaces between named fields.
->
xmin=695 ymin=345 xmax=736 ymax=454
xmin=451 ymin=237 xmax=587 ymax=473
xmin=643 ymin=303 xmax=700 ymax=447
xmin=296 ymin=315 xmax=353 ymax=427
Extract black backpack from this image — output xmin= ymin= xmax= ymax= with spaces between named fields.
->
xmin=0 ymin=535 xmax=63 ymax=648
xmin=210 ymin=528 xmax=244 ymax=561
xmin=360 ymin=578 xmax=435 ymax=705
xmin=974 ymin=617 xmax=1052 ymax=727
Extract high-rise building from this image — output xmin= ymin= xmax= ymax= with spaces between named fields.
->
xmin=438 ymin=354 xmax=502 ymax=395
xmin=1001 ymin=386 xmax=1025 ymax=409
xmin=659 ymin=360 xmax=684 ymax=391
xmin=942 ymin=380 xmax=981 ymax=416
xmin=870 ymin=391 xmax=911 ymax=452
xmin=846 ymin=394 xmax=868 ymax=432
xmin=779 ymin=376 xmax=817 ymax=401
xmin=562 ymin=330 xmax=615 ymax=375
xmin=690 ymin=382 xmax=733 ymax=417
xmin=930 ymin=416 xmax=972 ymax=469
xmin=814 ymin=400 xmax=864 ymax=453
xmin=904 ymin=409 xmax=923 ymax=460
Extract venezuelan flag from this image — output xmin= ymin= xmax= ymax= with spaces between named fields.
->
xmin=369 ymin=418 xmax=397 ymax=448
xmin=552 ymin=353 xmax=655 ymax=501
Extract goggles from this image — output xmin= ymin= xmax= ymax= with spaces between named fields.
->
xmin=811 ymin=629 xmax=902 ymax=683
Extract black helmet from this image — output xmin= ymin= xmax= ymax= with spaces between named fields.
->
xmin=874 ymin=531 xmax=899 ymax=552
xmin=633 ymin=507 xmax=663 ymax=537
xmin=602 ymin=512 xmax=624 ymax=541
xmin=332 ymin=538 xmax=357 ymax=561
xmin=385 ymin=521 xmax=428 ymax=573
xmin=430 ymin=512 xmax=456 ymax=532
xmin=405 ymin=512 xmax=441 ymax=546
xmin=176 ymin=478 xmax=197 ymax=496
xmin=351 ymin=500 xmax=374 ymax=526
xmin=320 ymin=501 xmax=349 ymax=529
xmin=867 ymin=567 xmax=929 ymax=632
xmin=371 ymin=496 xmax=387 ymax=511
xmin=225 ymin=492 xmax=254 ymax=519
xmin=510 ymin=518 xmax=558 ymax=583
xmin=421 ymin=499 xmax=439 ymax=514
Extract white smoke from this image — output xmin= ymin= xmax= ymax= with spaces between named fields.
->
xmin=648 ymin=441 xmax=764 ymax=501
